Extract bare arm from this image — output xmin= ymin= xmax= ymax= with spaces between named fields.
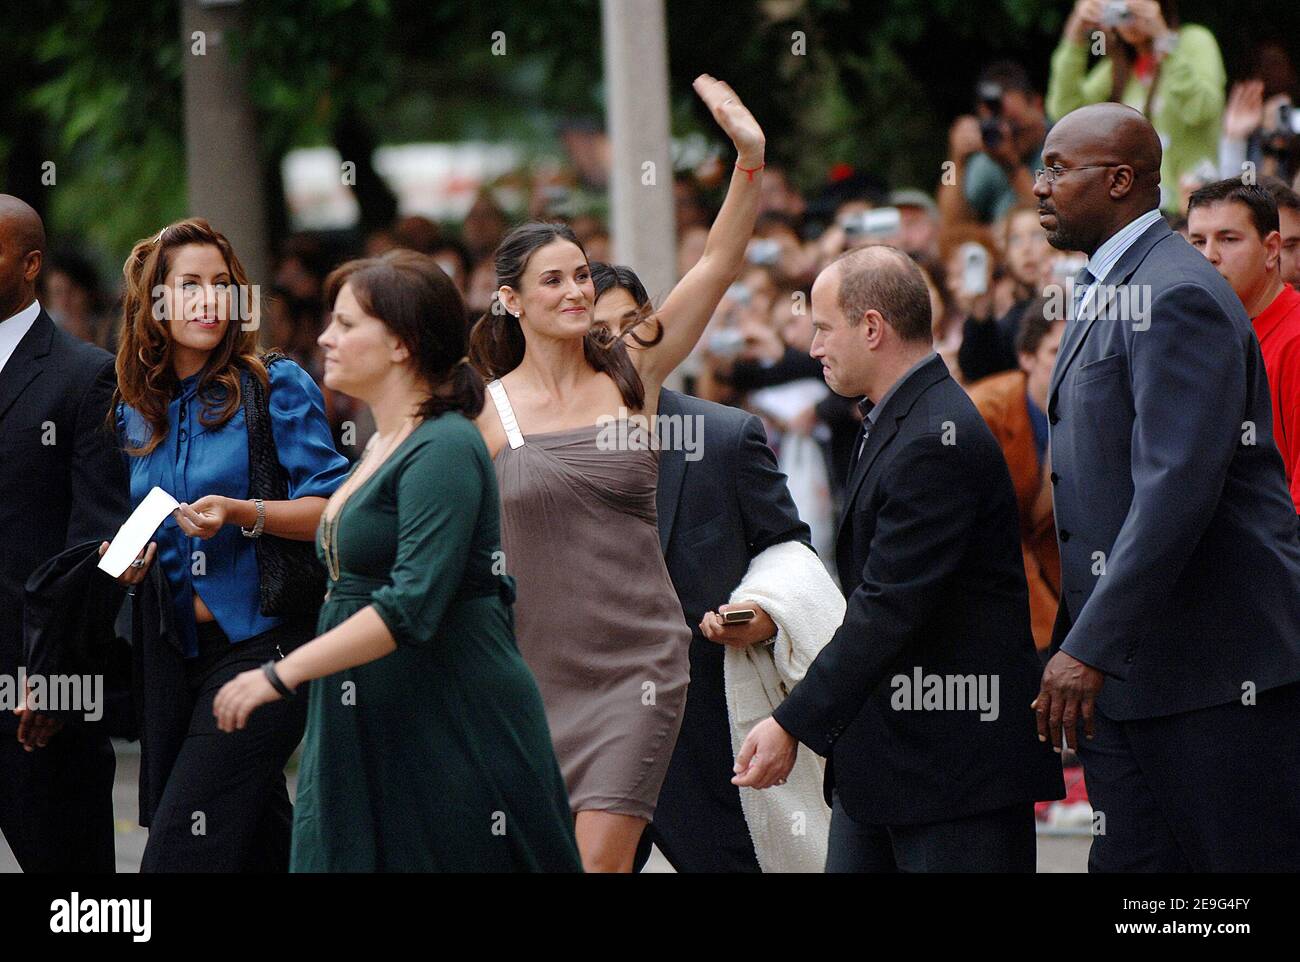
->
xmin=177 ymin=494 xmax=329 ymax=542
xmin=213 ymin=605 xmax=398 ymax=732
xmin=936 ymin=159 xmax=975 ymax=229
xmin=937 ymin=116 xmax=982 ymax=230
xmin=276 ymin=606 xmax=396 ymax=688
xmin=225 ymin=496 xmax=329 ymax=541
xmin=636 ymin=75 xmax=766 ymax=387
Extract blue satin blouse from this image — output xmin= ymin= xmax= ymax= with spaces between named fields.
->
xmin=117 ymin=360 xmax=349 ymax=657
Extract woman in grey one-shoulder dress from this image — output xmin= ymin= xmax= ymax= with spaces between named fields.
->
xmin=489 ymin=381 xmax=690 ymax=821
xmin=470 ymin=76 xmax=766 ymax=870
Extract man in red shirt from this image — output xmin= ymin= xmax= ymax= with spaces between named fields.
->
xmin=1189 ymin=180 xmax=1300 ymax=512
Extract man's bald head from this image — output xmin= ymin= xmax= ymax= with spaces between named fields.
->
xmin=830 ymin=244 xmax=932 ymax=342
xmin=1052 ymin=103 xmax=1162 ymax=182
xmin=809 ymin=244 xmax=933 ymax=400
xmin=0 ymin=195 xmax=45 ymax=320
xmin=0 ymin=195 xmax=46 ymax=259
xmin=1036 ymin=104 xmax=1163 ymax=254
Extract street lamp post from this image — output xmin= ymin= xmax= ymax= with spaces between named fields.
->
xmin=180 ymin=0 xmax=270 ymax=296
xmin=600 ymin=0 xmax=677 ymax=357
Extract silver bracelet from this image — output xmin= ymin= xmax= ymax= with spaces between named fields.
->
xmin=240 ymin=498 xmax=266 ymax=538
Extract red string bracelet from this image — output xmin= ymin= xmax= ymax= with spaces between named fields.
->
xmin=735 ymin=161 xmax=765 ymax=181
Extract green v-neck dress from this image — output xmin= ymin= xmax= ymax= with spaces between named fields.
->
xmin=289 ymin=413 xmax=581 ymax=872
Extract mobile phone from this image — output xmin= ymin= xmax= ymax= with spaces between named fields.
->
xmin=708 ymin=326 xmax=746 ymax=359
xmin=747 ymin=238 xmax=782 ymax=265
xmin=724 ymin=282 xmax=752 ymax=306
xmin=722 ymin=608 xmax=757 ymax=624
xmin=959 ymin=242 xmax=990 ymax=297
xmin=842 ymin=207 xmax=901 ymax=239
xmin=1278 ymin=103 xmax=1300 ymax=136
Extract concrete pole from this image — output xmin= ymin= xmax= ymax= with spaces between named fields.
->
xmin=180 ymin=0 xmax=270 ymax=290
xmin=600 ymin=0 xmax=676 ymax=309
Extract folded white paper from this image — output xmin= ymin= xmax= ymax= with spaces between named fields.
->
xmin=98 ymin=486 xmax=179 ymax=578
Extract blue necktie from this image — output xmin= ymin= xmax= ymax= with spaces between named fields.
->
xmin=1073 ymin=266 xmax=1096 ymax=321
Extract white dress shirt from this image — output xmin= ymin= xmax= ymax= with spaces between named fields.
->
xmin=0 ymin=299 xmax=42 ymax=376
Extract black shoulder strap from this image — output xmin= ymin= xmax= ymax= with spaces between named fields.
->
xmin=242 ymin=357 xmax=290 ymax=500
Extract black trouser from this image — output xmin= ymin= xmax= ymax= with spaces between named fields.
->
xmin=140 ymin=621 xmax=308 ymax=873
xmin=0 ymin=720 xmax=116 ymax=873
xmin=824 ymin=793 xmax=1037 ymax=873
xmin=1076 ymin=681 xmax=1300 ymax=872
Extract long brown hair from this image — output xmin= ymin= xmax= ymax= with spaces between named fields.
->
xmin=468 ymin=222 xmax=662 ymax=410
xmin=113 ymin=217 xmax=266 ymax=455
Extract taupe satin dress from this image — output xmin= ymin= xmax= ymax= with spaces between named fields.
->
xmin=488 ymin=379 xmax=691 ymax=820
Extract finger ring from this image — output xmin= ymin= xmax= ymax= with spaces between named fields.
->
xmin=130 ymin=559 xmax=145 ymax=568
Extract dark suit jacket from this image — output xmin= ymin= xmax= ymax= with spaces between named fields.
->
xmin=1047 ymin=220 xmax=1300 ymax=720
xmin=657 ymin=389 xmax=811 ymax=599
xmin=650 ymin=389 xmax=810 ymax=870
xmin=656 ymin=389 xmax=810 ymax=737
xmin=23 ymin=541 xmax=131 ymax=734
xmin=0 ymin=310 xmax=128 ymax=733
xmin=774 ymin=355 xmax=1063 ymax=826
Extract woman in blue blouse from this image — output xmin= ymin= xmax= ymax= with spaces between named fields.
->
xmin=107 ymin=218 xmax=348 ymax=871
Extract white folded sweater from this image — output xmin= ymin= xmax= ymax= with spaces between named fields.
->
xmin=724 ymin=539 xmax=844 ymax=872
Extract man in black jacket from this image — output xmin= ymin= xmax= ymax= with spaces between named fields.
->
xmin=0 ymin=195 xmax=128 ymax=872
xmin=734 ymin=245 xmax=1062 ymax=872
xmin=644 ymin=387 xmax=811 ymax=872
xmin=593 ymin=261 xmax=814 ymax=872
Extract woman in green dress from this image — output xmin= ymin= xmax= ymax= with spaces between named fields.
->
xmin=213 ymin=250 xmax=581 ymax=872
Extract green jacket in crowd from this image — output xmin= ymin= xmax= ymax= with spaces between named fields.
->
xmin=1046 ymin=24 xmax=1225 ymax=213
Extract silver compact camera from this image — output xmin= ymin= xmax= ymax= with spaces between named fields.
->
xmin=1101 ymin=0 xmax=1133 ymax=29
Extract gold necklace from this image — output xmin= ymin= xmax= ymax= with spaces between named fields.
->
xmin=320 ymin=419 xmax=414 ymax=583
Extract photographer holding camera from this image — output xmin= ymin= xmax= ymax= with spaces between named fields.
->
xmin=1219 ymin=43 xmax=1300 ymax=187
xmin=939 ymin=61 xmax=1047 ymax=228
xmin=1047 ymin=0 xmax=1224 ymax=213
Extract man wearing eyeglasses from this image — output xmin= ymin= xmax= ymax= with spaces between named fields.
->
xmin=1033 ymin=102 xmax=1300 ymax=872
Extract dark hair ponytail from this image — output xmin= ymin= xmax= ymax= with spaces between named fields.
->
xmin=433 ymin=358 xmax=487 ymax=421
xmin=324 ymin=250 xmax=485 ymax=420
xmin=469 ymin=222 xmax=662 ymax=410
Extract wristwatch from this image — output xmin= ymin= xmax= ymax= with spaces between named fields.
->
xmin=240 ymin=498 xmax=266 ymax=538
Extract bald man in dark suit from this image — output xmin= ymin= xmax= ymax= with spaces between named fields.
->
xmin=0 ymin=195 xmax=128 ymax=872
xmin=1034 ymin=105 xmax=1300 ymax=871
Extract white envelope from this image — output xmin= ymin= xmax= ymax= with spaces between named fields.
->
xmin=98 ymin=486 xmax=180 ymax=578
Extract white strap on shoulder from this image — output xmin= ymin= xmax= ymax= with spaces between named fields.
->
xmin=487 ymin=379 xmax=525 ymax=450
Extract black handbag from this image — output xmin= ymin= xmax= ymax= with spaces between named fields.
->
xmin=240 ymin=353 xmax=327 ymax=620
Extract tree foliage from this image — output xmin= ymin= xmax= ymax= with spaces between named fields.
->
xmin=2 ymin=0 xmax=1296 ymax=267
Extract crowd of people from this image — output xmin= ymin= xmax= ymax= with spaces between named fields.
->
xmin=36 ymin=5 xmax=1300 ymax=562
xmin=4 ymin=3 xmax=1300 ymax=874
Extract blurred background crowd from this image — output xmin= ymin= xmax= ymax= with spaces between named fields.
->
xmin=11 ymin=2 xmax=1300 ymax=673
